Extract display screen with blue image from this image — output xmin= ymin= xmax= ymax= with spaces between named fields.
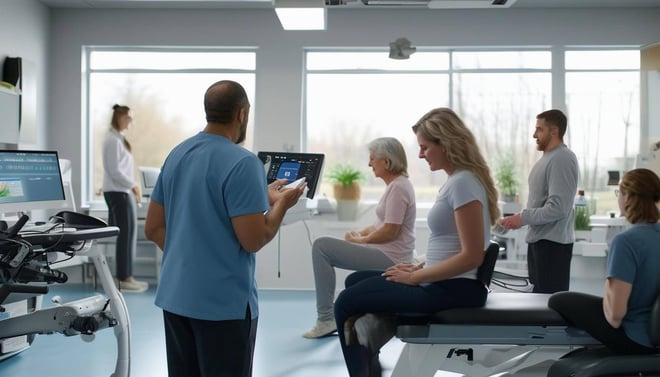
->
xmin=275 ymin=162 xmax=301 ymax=181
xmin=257 ymin=152 xmax=325 ymax=199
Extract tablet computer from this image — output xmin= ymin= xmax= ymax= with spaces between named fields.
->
xmin=257 ymin=152 xmax=325 ymax=199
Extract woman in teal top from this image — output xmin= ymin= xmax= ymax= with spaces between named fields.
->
xmin=550 ymin=168 xmax=660 ymax=353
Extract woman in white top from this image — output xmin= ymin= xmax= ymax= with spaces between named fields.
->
xmin=303 ymin=137 xmax=416 ymax=339
xmin=102 ymin=104 xmax=147 ymax=292
xmin=334 ymin=108 xmax=500 ymax=377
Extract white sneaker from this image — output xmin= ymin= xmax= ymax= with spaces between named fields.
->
xmin=303 ymin=320 xmax=337 ymax=338
xmin=118 ymin=279 xmax=148 ymax=293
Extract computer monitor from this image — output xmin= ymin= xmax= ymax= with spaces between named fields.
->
xmin=139 ymin=166 xmax=161 ymax=199
xmin=257 ymin=152 xmax=325 ymax=199
xmin=0 ymin=150 xmax=67 ymax=215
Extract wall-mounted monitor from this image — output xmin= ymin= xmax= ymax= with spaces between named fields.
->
xmin=139 ymin=166 xmax=161 ymax=199
xmin=257 ymin=152 xmax=324 ymax=199
xmin=0 ymin=150 xmax=67 ymax=215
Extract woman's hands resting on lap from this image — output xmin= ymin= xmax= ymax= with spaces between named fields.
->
xmin=382 ymin=262 xmax=425 ymax=286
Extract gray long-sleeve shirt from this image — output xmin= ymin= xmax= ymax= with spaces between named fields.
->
xmin=521 ymin=144 xmax=579 ymax=244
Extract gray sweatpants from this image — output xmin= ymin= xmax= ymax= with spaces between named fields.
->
xmin=311 ymin=236 xmax=395 ymax=322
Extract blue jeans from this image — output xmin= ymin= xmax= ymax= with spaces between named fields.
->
xmin=334 ymin=270 xmax=488 ymax=377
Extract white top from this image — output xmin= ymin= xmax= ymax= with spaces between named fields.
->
xmin=102 ymin=128 xmax=136 ymax=193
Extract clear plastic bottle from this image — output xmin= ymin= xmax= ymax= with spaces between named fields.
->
xmin=574 ymin=189 xmax=589 ymax=231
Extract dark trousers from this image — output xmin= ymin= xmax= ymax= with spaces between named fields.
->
xmin=527 ymin=239 xmax=573 ymax=293
xmin=163 ymin=307 xmax=258 ymax=377
xmin=104 ymin=191 xmax=136 ymax=280
xmin=549 ymin=291 xmax=656 ymax=354
xmin=335 ymin=270 xmax=488 ymax=377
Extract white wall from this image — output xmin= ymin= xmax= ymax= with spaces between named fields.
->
xmin=0 ymin=0 xmax=50 ymax=149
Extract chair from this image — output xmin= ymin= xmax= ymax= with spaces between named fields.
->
xmin=476 ymin=241 xmax=501 ymax=288
xmin=546 ymin=293 xmax=660 ymax=377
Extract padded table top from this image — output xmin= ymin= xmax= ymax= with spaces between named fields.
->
xmin=398 ymin=292 xmax=568 ymax=326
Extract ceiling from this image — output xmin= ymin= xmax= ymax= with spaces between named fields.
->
xmin=35 ymin=0 xmax=660 ymax=9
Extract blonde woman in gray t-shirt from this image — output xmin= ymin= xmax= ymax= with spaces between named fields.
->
xmin=334 ymin=108 xmax=500 ymax=377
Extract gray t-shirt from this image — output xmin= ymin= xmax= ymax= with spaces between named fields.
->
xmin=521 ymin=144 xmax=579 ymax=244
xmin=425 ymin=170 xmax=491 ymax=280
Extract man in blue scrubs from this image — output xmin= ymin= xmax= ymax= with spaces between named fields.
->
xmin=145 ymin=80 xmax=304 ymax=377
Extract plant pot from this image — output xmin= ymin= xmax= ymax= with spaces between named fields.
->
xmin=333 ymin=183 xmax=361 ymax=221
xmin=333 ymin=183 xmax=361 ymax=201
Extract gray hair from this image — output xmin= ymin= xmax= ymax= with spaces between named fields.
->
xmin=368 ymin=137 xmax=408 ymax=177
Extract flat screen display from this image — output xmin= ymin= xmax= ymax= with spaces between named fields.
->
xmin=257 ymin=152 xmax=324 ymax=199
xmin=0 ymin=150 xmax=67 ymax=214
xmin=139 ymin=166 xmax=161 ymax=198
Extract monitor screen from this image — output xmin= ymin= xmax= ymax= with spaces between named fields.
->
xmin=0 ymin=150 xmax=67 ymax=214
xmin=257 ymin=152 xmax=324 ymax=199
xmin=139 ymin=166 xmax=161 ymax=199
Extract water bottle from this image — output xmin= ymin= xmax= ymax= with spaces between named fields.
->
xmin=574 ymin=189 xmax=589 ymax=231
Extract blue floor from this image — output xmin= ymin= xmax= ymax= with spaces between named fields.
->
xmin=0 ymin=285 xmax=405 ymax=377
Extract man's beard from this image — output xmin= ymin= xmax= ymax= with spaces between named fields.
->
xmin=235 ymin=123 xmax=247 ymax=145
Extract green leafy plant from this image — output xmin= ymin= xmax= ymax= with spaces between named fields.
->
xmin=574 ymin=206 xmax=591 ymax=231
xmin=493 ymin=154 xmax=520 ymax=200
xmin=326 ymin=163 xmax=365 ymax=187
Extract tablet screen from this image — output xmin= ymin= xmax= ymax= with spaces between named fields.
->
xmin=257 ymin=152 xmax=325 ymax=199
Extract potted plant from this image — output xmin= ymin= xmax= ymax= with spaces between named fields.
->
xmin=493 ymin=154 xmax=520 ymax=203
xmin=326 ymin=163 xmax=365 ymax=221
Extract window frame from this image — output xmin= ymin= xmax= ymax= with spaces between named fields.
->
xmin=303 ymin=47 xmax=553 ymax=202
xmin=82 ymin=46 xmax=257 ymax=207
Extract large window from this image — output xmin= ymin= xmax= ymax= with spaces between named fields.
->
xmin=452 ymin=51 xmax=552 ymax=203
xmin=83 ymin=48 xmax=256 ymax=205
xmin=306 ymin=52 xmax=450 ymax=201
xmin=565 ymin=49 xmax=640 ymax=214
xmin=82 ymin=47 xmax=640 ymax=214
xmin=305 ymin=48 xmax=639 ymax=212
xmin=305 ymin=49 xmax=552 ymax=202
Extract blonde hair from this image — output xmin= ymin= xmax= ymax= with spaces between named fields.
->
xmin=412 ymin=108 xmax=500 ymax=225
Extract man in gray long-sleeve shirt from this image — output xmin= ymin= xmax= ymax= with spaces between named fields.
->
xmin=501 ymin=109 xmax=579 ymax=293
